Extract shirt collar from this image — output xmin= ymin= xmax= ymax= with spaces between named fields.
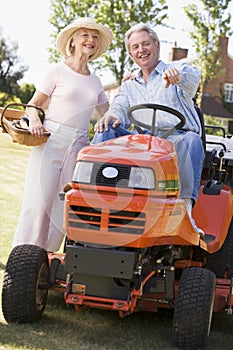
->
xmin=135 ymin=60 xmax=165 ymax=82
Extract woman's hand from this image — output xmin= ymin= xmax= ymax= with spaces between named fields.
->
xmin=29 ymin=116 xmax=46 ymax=138
xmin=25 ymin=90 xmax=49 ymax=137
xmin=94 ymin=115 xmax=121 ymax=133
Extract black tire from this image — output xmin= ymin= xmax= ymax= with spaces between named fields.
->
xmin=172 ymin=267 xmax=216 ymax=350
xmin=2 ymin=244 xmax=49 ymax=323
xmin=206 ymin=217 xmax=233 ymax=278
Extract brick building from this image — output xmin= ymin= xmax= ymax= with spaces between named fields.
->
xmin=201 ymin=37 xmax=233 ymax=132
xmin=156 ymin=38 xmax=233 ymax=132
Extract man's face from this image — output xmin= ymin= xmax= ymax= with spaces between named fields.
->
xmin=128 ymin=30 xmax=160 ymax=71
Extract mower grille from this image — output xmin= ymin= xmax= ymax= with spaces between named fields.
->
xmin=91 ymin=163 xmax=130 ymax=187
xmin=68 ymin=205 xmax=145 ymax=234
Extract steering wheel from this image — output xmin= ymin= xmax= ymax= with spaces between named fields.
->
xmin=127 ymin=103 xmax=186 ymax=139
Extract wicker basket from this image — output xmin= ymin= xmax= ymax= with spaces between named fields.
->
xmin=1 ymin=103 xmax=50 ymax=146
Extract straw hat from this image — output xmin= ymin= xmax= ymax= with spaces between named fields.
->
xmin=56 ymin=17 xmax=113 ymax=60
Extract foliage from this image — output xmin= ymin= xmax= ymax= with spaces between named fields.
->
xmin=183 ymin=0 xmax=232 ymax=105
xmin=49 ymin=0 xmax=168 ymax=83
xmin=204 ymin=113 xmax=227 ymax=135
xmin=0 ymin=92 xmax=21 ymax=107
xmin=89 ymin=121 xmax=94 ymax=141
xmin=18 ymin=83 xmax=36 ymax=104
xmin=0 ymin=36 xmax=28 ymax=103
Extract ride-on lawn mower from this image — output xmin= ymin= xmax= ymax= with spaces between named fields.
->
xmin=2 ymin=104 xmax=233 ymax=349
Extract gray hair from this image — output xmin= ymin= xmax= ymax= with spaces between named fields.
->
xmin=125 ymin=23 xmax=160 ymax=52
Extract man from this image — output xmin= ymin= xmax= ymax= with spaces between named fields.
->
xmin=93 ymin=23 xmax=205 ymax=238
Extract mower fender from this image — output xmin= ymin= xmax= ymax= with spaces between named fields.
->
xmin=193 ymin=185 xmax=233 ymax=252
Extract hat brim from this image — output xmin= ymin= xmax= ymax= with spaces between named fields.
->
xmin=56 ymin=18 xmax=113 ymax=60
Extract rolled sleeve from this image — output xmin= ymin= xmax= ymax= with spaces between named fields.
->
xmin=173 ymin=63 xmax=201 ymax=99
xmin=105 ymin=83 xmax=131 ymax=128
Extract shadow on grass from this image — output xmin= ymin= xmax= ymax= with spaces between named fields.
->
xmin=1 ymin=291 xmax=233 ymax=350
xmin=0 ymin=291 xmax=176 ymax=350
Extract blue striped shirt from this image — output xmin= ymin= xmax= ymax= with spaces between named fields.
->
xmin=106 ymin=60 xmax=202 ymax=135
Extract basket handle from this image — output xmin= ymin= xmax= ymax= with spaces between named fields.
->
xmin=1 ymin=102 xmax=45 ymax=134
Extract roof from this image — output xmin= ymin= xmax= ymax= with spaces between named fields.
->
xmin=201 ymin=95 xmax=233 ymax=119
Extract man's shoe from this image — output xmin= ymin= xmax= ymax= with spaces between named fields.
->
xmin=184 ymin=198 xmax=205 ymax=239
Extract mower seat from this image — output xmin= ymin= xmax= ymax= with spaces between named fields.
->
xmin=194 ymin=105 xmax=206 ymax=151
xmin=194 ymin=105 xmax=217 ymax=181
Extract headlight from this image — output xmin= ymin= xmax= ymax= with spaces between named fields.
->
xmin=128 ymin=167 xmax=155 ymax=189
xmin=72 ymin=161 xmax=93 ymax=183
xmin=73 ymin=161 xmax=155 ymax=190
xmin=157 ymin=179 xmax=179 ymax=191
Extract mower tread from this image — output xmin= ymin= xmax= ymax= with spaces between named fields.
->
xmin=172 ymin=267 xmax=215 ymax=349
xmin=2 ymin=244 xmax=49 ymax=323
xmin=206 ymin=217 xmax=233 ymax=278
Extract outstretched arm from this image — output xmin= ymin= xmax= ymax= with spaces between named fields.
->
xmin=94 ymin=82 xmax=131 ymax=132
xmin=162 ymin=68 xmax=181 ymax=88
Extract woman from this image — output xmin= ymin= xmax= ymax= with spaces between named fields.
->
xmin=13 ymin=17 xmax=113 ymax=252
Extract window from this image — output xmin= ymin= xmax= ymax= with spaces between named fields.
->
xmin=224 ymin=83 xmax=233 ymax=102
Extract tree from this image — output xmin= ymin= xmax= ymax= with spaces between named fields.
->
xmin=0 ymin=35 xmax=28 ymax=105
xmin=18 ymin=83 xmax=36 ymax=104
xmin=183 ymin=0 xmax=232 ymax=105
xmin=49 ymin=0 xmax=168 ymax=83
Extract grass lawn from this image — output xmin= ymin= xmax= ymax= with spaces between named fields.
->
xmin=1 ymin=132 xmax=233 ymax=350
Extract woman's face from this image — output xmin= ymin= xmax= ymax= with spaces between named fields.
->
xmin=72 ymin=28 xmax=100 ymax=58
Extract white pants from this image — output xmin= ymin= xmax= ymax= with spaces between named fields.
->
xmin=13 ymin=120 xmax=89 ymax=252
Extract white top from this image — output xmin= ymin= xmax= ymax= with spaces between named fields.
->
xmin=37 ymin=62 xmax=108 ymax=130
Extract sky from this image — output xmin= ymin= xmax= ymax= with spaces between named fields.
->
xmin=0 ymin=0 xmax=233 ymax=86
